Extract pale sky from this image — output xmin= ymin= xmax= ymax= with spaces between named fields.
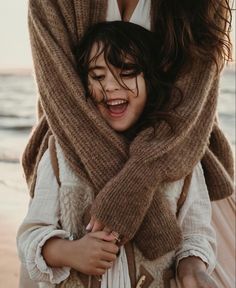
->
xmin=0 ymin=0 xmax=32 ymax=70
xmin=0 ymin=0 xmax=235 ymax=71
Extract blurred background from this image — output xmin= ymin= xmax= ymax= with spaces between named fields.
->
xmin=0 ymin=1 xmax=235 ymax=287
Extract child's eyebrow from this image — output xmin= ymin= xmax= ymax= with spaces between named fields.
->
xmin=88 ymin=65 xmax=105 ymax=71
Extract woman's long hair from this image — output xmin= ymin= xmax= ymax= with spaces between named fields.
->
xmin=150 ymin=0 xmax=233 ymax=76
xmin=76 ymin=21 xmax=178 ymax=137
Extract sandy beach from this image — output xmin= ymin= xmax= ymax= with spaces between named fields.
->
xmin=0 ymin=162 xmax=29 ymax=288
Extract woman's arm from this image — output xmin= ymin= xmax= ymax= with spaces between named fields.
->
xmin=91 ymin=69 xmax=219 ymax=239
xmin=26 ymin=0 xmax=233 ymax=253
xmin=27 ymin=0 xmax=128 ymax=191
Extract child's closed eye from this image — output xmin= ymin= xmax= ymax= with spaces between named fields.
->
xmin=119 ymin=62 xmax=141 ymax=78
xmin=90 ymin=74 xmax=105 ymax=81
xmin=120 ymin=70 xmax=138 ymax=78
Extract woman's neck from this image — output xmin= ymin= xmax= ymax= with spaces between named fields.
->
xmin=116 ymin=0 xmax=139 ymax=21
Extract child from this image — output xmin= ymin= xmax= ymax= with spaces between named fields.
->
xmin=17 ymin=21 xmax=217 ymax=288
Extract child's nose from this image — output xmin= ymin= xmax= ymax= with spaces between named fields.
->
xmin=104 ymin=75 xmax=120 ymax=92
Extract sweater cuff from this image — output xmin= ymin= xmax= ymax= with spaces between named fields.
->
xmin=91 ymin=157 xmax=164 ymax=239
xmin=175 ymin=236 xmax=216 ymax=274
xmin=28 ymin=230 xmax=71 ymax=284
xmin=175 ymin=251 xmax=210 ymax=273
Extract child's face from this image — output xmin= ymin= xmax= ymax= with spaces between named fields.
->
xmin=88 ymin=43 xmax=147 ymax=132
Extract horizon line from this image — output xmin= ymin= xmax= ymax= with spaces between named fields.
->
xmin=0 ymin=67 xmax=33 ymax=75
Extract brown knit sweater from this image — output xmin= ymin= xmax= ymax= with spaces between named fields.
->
xmin=23 ymin=0 xmax=234 ymax=259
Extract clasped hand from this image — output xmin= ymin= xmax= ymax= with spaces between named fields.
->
xmin=42 ymin=217 xmax=119 ymax=277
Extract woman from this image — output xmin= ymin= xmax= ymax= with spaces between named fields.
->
xmin=18 ymin=21 xmax=217 ymax=288
xmin=21 ymin=0 xmax=234 ymax=287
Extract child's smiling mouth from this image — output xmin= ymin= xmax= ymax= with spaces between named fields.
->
xmin=106 ymin=99 xmax=129 ymax=117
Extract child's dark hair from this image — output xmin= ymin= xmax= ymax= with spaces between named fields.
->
xmin=76 ymin=21 xmax=180 ymax=137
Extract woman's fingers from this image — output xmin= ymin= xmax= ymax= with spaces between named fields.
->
xmin=86 ymin=217 xmax=105 ymax=232
xmin=87 ymin=217 xmax=111 ymax=233
xmin=92 ymin=219 xmax=104 ymax=232
xmin=86 ymin=216 xmax=95 ymax=231
xmin=103 ymin=226 xmax=112 ymax=234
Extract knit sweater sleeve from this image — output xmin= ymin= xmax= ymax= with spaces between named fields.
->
xmin=91 ymin=62 xmax=219 ymax=238
xmin=28 ymin=0 xmax=129 ymax=189
xmin=28 ymin=0 xmax=222 ymax=242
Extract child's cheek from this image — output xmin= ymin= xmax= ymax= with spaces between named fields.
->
xmin=123 ymin=78 xmax=137 ymax=91
xmin=88 ymin=85 xmax=104 ymax=104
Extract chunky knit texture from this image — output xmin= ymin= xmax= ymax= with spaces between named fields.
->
xmin=22 ymin=0 xmax=234 ymax=259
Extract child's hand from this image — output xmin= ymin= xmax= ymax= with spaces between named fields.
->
xmin=69 ymin=231 xmax=119 ymax=276
xmin=42 ymin=231 xmax=119 ymax=276
xmin=177 ymin=256 xmax=218 ymax=288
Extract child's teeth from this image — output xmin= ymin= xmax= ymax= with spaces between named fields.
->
xmin=108 ymin=100 xmax=127 ymax=106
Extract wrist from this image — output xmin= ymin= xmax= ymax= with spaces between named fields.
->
xmin=42 ymin=237 xmax=73 ymax=268
xmin=177 ymin=256 xmax=207 ymax=279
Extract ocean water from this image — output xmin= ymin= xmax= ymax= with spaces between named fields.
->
xmin=0 ymin=74 xmax=36 ymax=163
xmin=0 ymin=68 xmax=235 ymax=164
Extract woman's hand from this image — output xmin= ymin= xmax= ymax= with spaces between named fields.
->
xmin=42 ymin=231 xmax=119 ymax=276
xmin=86 ymin=217 xmax=121 ymax=244
xmin=177 ymin=256 xmax=218 ymax=288
xmin=86 ymin=216 xmax=109 ymax=233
